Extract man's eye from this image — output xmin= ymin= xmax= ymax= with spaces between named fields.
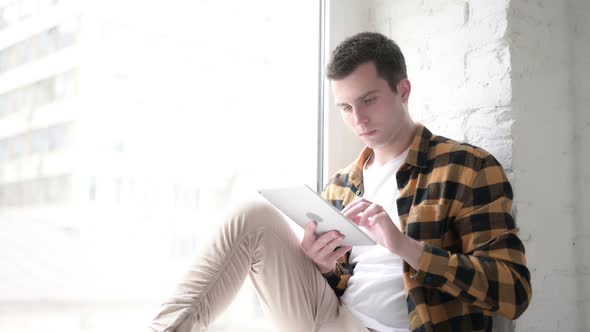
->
xmin=364 ymin=97 xmax=376 ymax=105
xmin=341 ymin=105 xmax=352 ymax=112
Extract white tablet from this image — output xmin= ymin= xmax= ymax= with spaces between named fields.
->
xmin=258 ymin=184 xmax=376 ymax=246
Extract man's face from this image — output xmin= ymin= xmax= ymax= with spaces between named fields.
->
xmin=331 ymin=61 xmax=410 ymax=150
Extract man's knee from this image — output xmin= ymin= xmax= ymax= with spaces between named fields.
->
xmin=224 ymin=197 xmax=283 ymax=232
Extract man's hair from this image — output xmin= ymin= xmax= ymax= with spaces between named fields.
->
xmin=327 ymin=32 xmax=407 ymax=92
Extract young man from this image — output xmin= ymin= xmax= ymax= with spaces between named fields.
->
xmin=149 ymin=32 xmax=531 ymax=332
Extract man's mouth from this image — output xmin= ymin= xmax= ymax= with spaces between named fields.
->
xmin=360 ymin=130 xmax=376 ymax=136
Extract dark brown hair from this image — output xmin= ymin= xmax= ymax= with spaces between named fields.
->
xmin=327 ymin=32 xmax=407 ymax=92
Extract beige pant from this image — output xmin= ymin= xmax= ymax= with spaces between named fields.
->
xmin=148 ymin=197 xmax=371 ymax=332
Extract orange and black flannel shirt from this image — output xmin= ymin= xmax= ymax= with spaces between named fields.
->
xmin=321 ymin=124 xmax=532 ymax=332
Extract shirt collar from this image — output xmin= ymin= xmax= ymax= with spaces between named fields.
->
xmin=404 ymin=123 xmax=431 ymax=169
xmin=347 ymin=123 xmax=431 ymax=187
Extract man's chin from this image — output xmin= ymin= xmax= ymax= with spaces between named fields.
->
xmin=362 ymin=140 xmax=380 ymax=149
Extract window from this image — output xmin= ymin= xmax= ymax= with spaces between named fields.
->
xmin=0 ymin=20 xmax=80 ymax=74
xmin=0 ymin=122 xmax=71 ymax=162
xmin=0 ymin=8 xmax=8 ymax=29
xmin=31 ymin=129 xmax=49 ymax=154
xmin=0 ymin=141 xmax=7 ymax=161
xmin=0 ymin=1 xmax=321 ymax=331
xmin=0 ymin=68 xmax=78 ymax=118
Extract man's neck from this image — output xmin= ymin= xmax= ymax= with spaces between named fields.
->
xmin=366 ymin=121 xmax=417 ymax=169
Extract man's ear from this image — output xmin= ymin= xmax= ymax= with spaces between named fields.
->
xmin=398 ymin=79 xmax=411 ymax=103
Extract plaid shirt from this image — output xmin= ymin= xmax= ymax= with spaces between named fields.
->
xmin=321 ymin=124 xmax=532 ymax=332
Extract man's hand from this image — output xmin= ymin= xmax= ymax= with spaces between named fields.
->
xmin=341 ymin=198 xmax=405 ymax=254
xmin=341 ymin=197 xmax=425 ymax=269
xmin=300 ymin=221 xmax=352 ymax=274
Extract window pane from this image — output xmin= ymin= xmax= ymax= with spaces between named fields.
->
xmin=0 ymin=1 xmax=320 ymax=332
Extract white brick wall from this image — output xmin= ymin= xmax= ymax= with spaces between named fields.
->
xmin=327 ymin=0 xmax=590 ymax=330
xmin=370 ymin=0 xmax=514 ymax=172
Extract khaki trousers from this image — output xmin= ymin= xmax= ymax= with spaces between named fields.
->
xmin=148 ymin=197 xmax=370 ymax=332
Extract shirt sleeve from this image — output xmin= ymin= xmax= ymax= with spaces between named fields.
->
xmin=410 ymin=154 xmax=532 ymax=320
xmin=321 ymin=261 xmax=352 ymax=297
xmin=320 ymin=180 xmax=354 ymax=297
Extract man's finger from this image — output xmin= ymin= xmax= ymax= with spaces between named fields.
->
xmin=327 ymin=245 xmax=353 ymax=262
xmin=316 ymin=235 xmax=345 ymax=260
xmin=349 ymin=215 xmax=362 ymax=225
xmin=341 ymin=198 xmax=368 ymax=214
xmin=368 ymin=210 xmax=388 ymax=227
xmin=358 ymin=202 xmax=381 ymax=225
xmin=301 ymin=220 xmax=318 ymax=249
xmin=342 ymin=201 xmax=371 ymax=219
xmin=307 ymin=230 xmax=341 ymax=256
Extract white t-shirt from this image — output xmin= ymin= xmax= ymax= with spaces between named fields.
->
xmin=341 ymin=147 xmax=411 ymax=332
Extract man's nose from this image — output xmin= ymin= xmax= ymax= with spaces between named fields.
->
xmin=352 ymin=107 xmax=369 ymax=125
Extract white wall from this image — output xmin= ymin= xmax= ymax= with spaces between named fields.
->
xmin=508 ymin=0 xmax=588 ymax=330
xmin=326 ymin=0 xmax=589 ymax=331
xmin=572 ymin=0 xmax=590 ymax=328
